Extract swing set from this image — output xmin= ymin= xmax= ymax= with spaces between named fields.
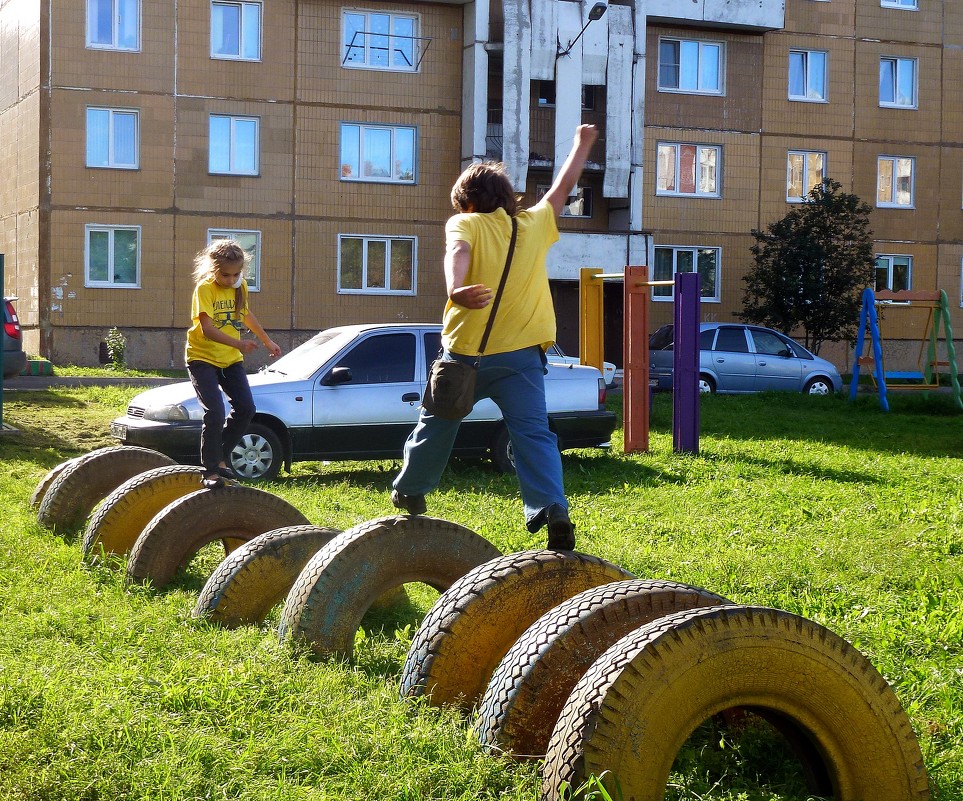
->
xmin=849 ymin=287 xmax=962 ymax=410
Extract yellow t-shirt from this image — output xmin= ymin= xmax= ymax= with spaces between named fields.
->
xmin=185 ymin=278 xmax=249 ymax=368
xmin=442 ymin=202 xmax=558 ymax=356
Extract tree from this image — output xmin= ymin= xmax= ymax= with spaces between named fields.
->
xmin=740 ymin=178 xmax=875 ymax=354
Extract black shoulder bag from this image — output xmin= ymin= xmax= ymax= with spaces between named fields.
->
xmin=423 ymin=217 xmax=518 ymax=420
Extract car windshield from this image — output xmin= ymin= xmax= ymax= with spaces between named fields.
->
xmin=259 ymin=328 xmax=359 ymax=380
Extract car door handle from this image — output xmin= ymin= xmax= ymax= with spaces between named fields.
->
xmin=402 ymin=392 xmax=420 ymax=402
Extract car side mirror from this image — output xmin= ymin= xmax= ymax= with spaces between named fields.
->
xmin=321 ymin=366 xmax=352 ymax=386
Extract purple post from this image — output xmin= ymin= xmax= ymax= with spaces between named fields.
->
xmin=672 ymin=272 xmax=700 ymax=454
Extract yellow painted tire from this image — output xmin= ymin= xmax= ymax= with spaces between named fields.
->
xmin=37 ymin=446 xmax=176 ymax=533
xmin=194 ymin=524 xmax=342 ymax=627
xmin=475 ymin=579 xmax=730 ymax=759
xmin=125 ymin=485 xmax=310 ymax=590
xmin=542 ymin=605 xmax=929 ymax=801
xmin=82 ymin=465 xmax=206 ymax=559
xmin=278 ymin=516 xmax=501 ymax=659
xmin=399 ymin=550 xmax=634 ymax=710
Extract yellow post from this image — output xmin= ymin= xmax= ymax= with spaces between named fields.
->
xmin=579 ymin=267 xmax=604 ymax=374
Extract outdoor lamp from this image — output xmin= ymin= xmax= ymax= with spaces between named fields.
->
xmin=557 ymin=2 xmax=608 ymax=58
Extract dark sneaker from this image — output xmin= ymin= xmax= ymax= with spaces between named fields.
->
xmin=391 ymin=489 xmax=427 ymax=516
xmin=201 ymin=471 xmax=227 ymax=489
xmin=546 ymin=504 xmax=576 ymax=550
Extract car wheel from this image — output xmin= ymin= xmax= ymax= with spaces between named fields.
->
xmin=804 ymin=376 xmax=833 ymax=396
xmin=230 ymin=423 xmax=283 ymax=481
xmin=698 ymin=374 xmax=716 ymax=394
xmin=491 ymin=426 xmax=516 ymax=473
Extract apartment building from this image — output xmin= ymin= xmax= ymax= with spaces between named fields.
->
xmin=1 ymin=0 xmax=960 ymax=371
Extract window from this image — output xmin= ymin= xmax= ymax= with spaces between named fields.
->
xmin=882 ymin=0 xmax=917 ymax=8
xmin=536 ymin=82 xmax=596 ymax=110
xmin=209 ymin=115 xmax=259 ymax=175
xmin=787 ymin=150 xmax=826 ymax=202
xmin=536 ymin=185 xmax=593 ymax=217
xmin=85 ymin=225 xmax=140 ymax=287
xmin=658 ymin=38 xmax=723 ymax=94
xmin=211 ymin=1 xmax=261 ymax=60
xmin=86 ymin=108 xmax=138 ymax=169
xmin=788 ymin=49 xmax=827 ymax=101
xmin=329 ymin=333 xmax=416 ymax=384
xmin=342 ymin=10 xmax=418 ymax=71
xmin=875 ymin=255 xmax=912 ymax=292
xmin=340 ymin=124 xmax=416 ymax=183
xmin=209 ymin=229 xmax=261 ymax=291
xmin=652 ymin=246 xmax=721 ymax=302
xmin=87 ymin=0 xmax=139 ymax=50
xmin=877 ymin=156 xmax=914 ymax=207
xmin=656 ymin=143 xmax=721 ymax=197
xmin=338 ymin=235 xmax=416 ymax=294
xmin=879 ymin=57 xmax=917 ymax=108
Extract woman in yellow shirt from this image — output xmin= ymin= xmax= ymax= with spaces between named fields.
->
xmin=186 ymin=240 xmax=280 ymax=488
xmin=392 ymin=124 xmax=599 ymax=550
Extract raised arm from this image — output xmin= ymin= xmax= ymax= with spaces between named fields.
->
xmin=541 ymin=124 xmax=600 ymax=218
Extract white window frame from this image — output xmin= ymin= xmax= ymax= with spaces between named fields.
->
xmin=339 ymin=123 xmax=417 ymax=184
xmin=877 ymin=156 xmax=915 ymax=208
xmin=338 ymin=235 xmax=417 ymax=295
xmin=875 ymin=254 xmax=912 ymax=292
xmin=786 ymin=150 xmax=827 ymax=202
xmin=882 ymin=0 xmax=917 ymax=8
xmin=86 ymin=0 xmax=140 ymax=51
xmin=879 ymin=57 xmax=918 ymax=109
xmin=652 ymin=246 xmax=721 ymax=303
xmin=209 ymin=114 xmax=260 ymax=176
xmin=536 ymin=185 xmax=593 ymax=218
xmin=85 ymin=224 xmax=141 ymax=288
xmin=86 ymin=107 xmax=139 ymax=169
xmin=788 ymin=49 xmax=828 ymax=102
xmin=210 ymin=1 xmax=262 ymax=61
xmin=208 ymin=229 xmax=261 ymax=292
xmin=341 ymin=9 xmax=420 ymax=72
xmin=656 ymin=142 xmax=721 ymax=198
xmin=657 ymin=37 xmax=724 ymax=95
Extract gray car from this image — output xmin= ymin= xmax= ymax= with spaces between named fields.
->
xmin=2 ymin=297 xmax=26 ymax=379
xmin=649 ymin=323 xmax=842 ymax=395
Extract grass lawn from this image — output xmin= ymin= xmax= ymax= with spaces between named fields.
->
xmin=0 ymin=382 xmax=960 ymax=800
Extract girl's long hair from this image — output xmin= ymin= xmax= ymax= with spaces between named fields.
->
xmin=191 ymin=240 xmax=247 ymax=284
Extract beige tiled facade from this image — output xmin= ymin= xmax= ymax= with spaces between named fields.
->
xmin=2 ymin=0 xmax=963 ymax=371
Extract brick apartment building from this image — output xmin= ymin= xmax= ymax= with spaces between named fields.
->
xmin=1 ymin=0 xmax=961 ymax=372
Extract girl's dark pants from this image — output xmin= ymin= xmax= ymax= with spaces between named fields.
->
xmin=187 ymin=360 xmax=255 ymax=472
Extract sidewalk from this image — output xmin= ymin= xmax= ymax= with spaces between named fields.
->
xmin=1 ymin=374 xmax=183 ymax=391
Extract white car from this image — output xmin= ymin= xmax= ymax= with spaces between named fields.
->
xmin=547 ymin=343 xmax=617 ymax=387
xmin=110 ymin=323 xmax=617 ymax=480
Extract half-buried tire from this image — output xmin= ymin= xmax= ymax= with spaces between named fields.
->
xmin=125 ymin=485 xmax=310 ymax=590
xmin=542 ymin=605 xmax=929 ymax=801
xmin=278 ymin=516 xmax=501 ymax=660
xmin=476 ymin=579 xmax=731 ymax=759
xmin=399 ymin=550 xmax=635 ymax=711
xmin=37 ymin=446 xmax=176 ymax=533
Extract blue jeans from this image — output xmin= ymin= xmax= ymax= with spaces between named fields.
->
xmin=187 ymin=360 xmax=255 ymax=472
xmin=393 ymin=345 xmax=567 ymax=532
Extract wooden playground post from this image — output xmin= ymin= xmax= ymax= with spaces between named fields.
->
xmin=578 ymin=267 xmax=605 ymax=376
xmin=623 ymin=265 xmax=650 ymax=452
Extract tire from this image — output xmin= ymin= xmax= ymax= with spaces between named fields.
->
xmin=399 ymin=550 xmax=635 ymax=710
xmin=278 ymin=516 xmax=501 ymax=660
xmin=542 ymin=605 xmax=929 ymax=801
xmin=125 ymin=485 xmax=310 ymax=590
xmin=230 ymin=422 xmax=283 ymax=481
xmin=194 ymin=524 xmax=342 ymax=627
xmin=476 ymin=579 xmax=730 ymax=760
xmin=37 ymin=446 xmax=176 ymax=533
xmin=82 ymin=465 xmax=206 ymax=559
xmin=490 ymin=426 xmax=515 ymax=473
xmin=698 ymin=374 xmax=716 ymax=394
xmin=30 ymin=456 xmax=83 ymax=509
xmin=805 ymin=376 xmax=833 ymax=396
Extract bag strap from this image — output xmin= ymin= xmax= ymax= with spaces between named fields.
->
xmin=477 ymin=216 xmax=518 ymax=356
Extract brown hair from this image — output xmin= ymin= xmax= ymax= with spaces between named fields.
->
xmin=450 ymin=161 xmax=520 ymax=216
xmin=191 ymin=239 xmax=247 ymax=284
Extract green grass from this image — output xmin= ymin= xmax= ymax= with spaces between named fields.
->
xmin=0 ymin=385 xmax=960 ymax=800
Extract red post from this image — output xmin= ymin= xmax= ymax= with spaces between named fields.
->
xmin=623 ymin=265 xmax=649 ymax=453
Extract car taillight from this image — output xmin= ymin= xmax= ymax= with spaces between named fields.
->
xmin=4 ymin=301 xmax=21 ymax=340
xmin=598 ymin=377 xmax=607 ymax=406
